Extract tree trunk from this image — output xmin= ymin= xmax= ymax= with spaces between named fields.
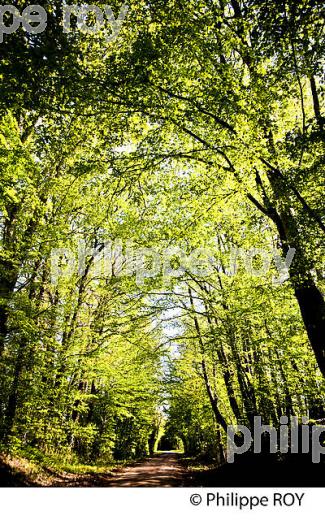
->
xmin=255 ymin=166 xmax=325 ymax=378
xmin=293 ymin=284 xmax=325 ymax=376
xmin=3 ymin=346 xmax=24 ymax=440
xmin=0 ymin=261 xmax=19 ymax=357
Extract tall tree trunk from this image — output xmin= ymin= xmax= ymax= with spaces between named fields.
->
xmin=188 ymin=288 xmax=228 ymax=433
xmin=278 ymin=207 xmax=325 ymax=377
xmin=2 ymin=342 xmax=24 ymax=440
xmin=0 ymin=261 xmax=19 ymax=357
xmin=250 ymin=164 xmax=325 ymax=377
xmin=309 ymin=75 xmax=324 ymax=134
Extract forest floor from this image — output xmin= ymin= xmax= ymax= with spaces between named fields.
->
xmin=1 ymin=451 xmax=324 ymax=487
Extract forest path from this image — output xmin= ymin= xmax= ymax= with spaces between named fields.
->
xmin=102 ymin=452 xmax=191 ymax=487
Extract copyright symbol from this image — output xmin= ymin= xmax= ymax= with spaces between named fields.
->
xmin=190 ymin=494 xmax=202 ymax=506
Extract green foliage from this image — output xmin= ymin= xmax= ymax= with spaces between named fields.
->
xmin=0 ymin=0 xmax=324 ymax=466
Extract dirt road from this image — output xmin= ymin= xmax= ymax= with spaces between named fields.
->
xmin=103 ymin=453 xmax=191 ymax=487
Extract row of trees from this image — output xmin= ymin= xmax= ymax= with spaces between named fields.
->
xmin=0 ymin=109 xmax=167 ymax=460
xmin=164 ymin=249 xmax=324 ymax=458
